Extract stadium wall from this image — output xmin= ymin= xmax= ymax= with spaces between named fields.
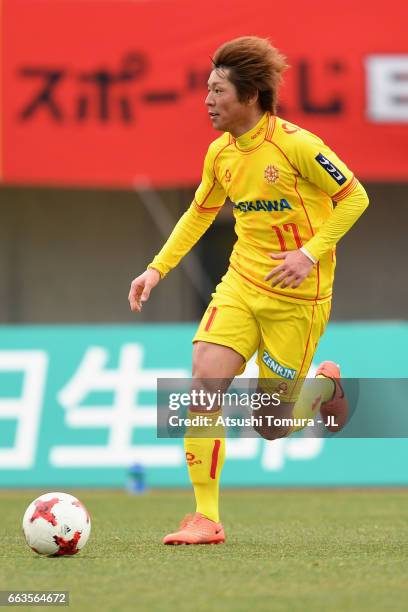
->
xmin=0 ymin=183 xmax=406 ymax=322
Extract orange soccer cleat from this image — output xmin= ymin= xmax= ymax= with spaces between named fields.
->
xmin=315 ymin=360 xmax=349 ymax=432
xmin=163 ymin=513 xmax=225 ymax=545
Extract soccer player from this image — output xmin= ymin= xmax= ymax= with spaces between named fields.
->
xmin=128 ymin=37 xmax=369 ymax=545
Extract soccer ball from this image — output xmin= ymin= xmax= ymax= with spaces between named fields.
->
xmin=22 ymin=492 xmax=91 ymax=556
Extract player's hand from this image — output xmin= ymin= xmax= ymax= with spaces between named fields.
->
xmin=265 ymin=250 xmax=314 ymax=289
xmin=128 ymin=268 xmax=161 ymax=313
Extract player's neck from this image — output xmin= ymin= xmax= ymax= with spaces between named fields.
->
xmin=228 ymin=109 xmax=265 ymax=139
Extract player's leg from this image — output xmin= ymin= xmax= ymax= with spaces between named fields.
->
xmin=163 ymin=342 xmax=244 ymax=545
xmin=163 ymin=271 xmax=259 ymax=544
xmin=187 ymin=341 xmax=244 ymax=523
xmin=252 ymin=299 xmax=340 ymax=440
xmin=311 ymin=360 xmax=348 ymax=432
xmin=186 ymin=274 xmax=260 ymax=526
xmin=289 ymin=301 xmax=348 ymax=434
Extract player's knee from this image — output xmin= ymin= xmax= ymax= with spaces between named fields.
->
xmin=192 ymin=343 xmax=213 ymax=379
xmin=192 ymin=342 xmax=227 ymax=382
xmin=253 ymin=420 xmax=291 ymax=441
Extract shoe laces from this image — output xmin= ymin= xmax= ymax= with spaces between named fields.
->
xmin=180 ymin=513 xmax=213 ymax=535
xmin=179 ymin=514 xmax=194 ymax=529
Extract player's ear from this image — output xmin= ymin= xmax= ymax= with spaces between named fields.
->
xmin=247 ymin=90 xmax=259 ymax=107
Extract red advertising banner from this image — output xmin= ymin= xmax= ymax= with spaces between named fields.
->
xmin=1 ymin=0 xmax=408 ymax=188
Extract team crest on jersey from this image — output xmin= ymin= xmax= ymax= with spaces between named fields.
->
xmin=264 ymin=164 xmax=279 ymax=184
xmin=276 ymin=382 xmax=289 ymax=395
xmin=224 ymin=169 xmax=232 ymax=182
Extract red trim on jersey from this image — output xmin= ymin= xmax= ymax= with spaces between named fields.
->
xmin=291 ymin=304 xmax=316 ymax=398
xmin=193 ymin=199 xmax=222 ymax=213
xmin=268 ymin=140 xmax=300 ymax=174
xmin=229 ymin=264 xmax=331 ymax=303
xmin=212 ymin=141 xmax=234 ymax=179
xmin=333 ymin=176 xmax=358 ymax=201
xmin=265 ymin=123 xmax=322 ymax=301
xmin=316 ymin=262 xmax=321 ymax=301
xmin=198 ymin=182 xmax=217 ymax=207
xmin=210 ymin=439 xmax=221 ymax=479
xmin=265 ymin=114 xmax=276 ymax=142
xmin=204 ymin=306 xmax=218 ymax=331
xmin=300 ymin=304 xmax=315 ymax=376
xmin=294 ymin=175 xmax=314 ymax=238
xmin=293 ymin=175 xmax=321 ymax=302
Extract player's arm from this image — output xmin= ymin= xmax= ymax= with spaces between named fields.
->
xmin=291 ymin=136 xmax=369 ymax=262
xmin=129 ymin=144 xmax=226 ymax=312
xmin=266 ymin=132 xmax=369 ymax=288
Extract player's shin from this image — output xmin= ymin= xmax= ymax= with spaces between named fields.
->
xmin=184 ymin=410 xmax=225 ymax=523
xmin=290 ymin=376 xmax=335 ymax=431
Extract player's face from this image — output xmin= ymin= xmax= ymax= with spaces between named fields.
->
xmin=206 ymin=69 xmax=251 ymax=133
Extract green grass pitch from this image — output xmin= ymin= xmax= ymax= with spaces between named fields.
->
xmin=1 ymin=489 xmax=408 ymax=611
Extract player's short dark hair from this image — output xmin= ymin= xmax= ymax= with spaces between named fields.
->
xmin=212 ymin=36 xmax=288 ymax=114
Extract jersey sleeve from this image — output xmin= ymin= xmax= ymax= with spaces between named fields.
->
xmin=303 ymin=182 xmax=369 ymax=261
xmin=147 ymin=143 xmax=226 ymax=278
xmin=289 ymin=129 xmax=358 ymax=201
xmin=193 ymin=140 xmax=227 ymax=212
xmin=280 ymin=125 xmax=369 ymax=260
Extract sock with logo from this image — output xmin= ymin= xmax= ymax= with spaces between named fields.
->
xmin=184 ymin=409 xmax=225 ymax=523
xmin=291 ymin=375 xmax=335 ymax=430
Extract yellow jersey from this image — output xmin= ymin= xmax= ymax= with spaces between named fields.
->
xmin=149 ymin=112 xmax=368 ymax=305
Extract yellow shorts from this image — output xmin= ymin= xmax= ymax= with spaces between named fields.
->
xmin=193 ymin=268 xmax=331 ymax=401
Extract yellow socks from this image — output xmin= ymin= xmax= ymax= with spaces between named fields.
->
xmin=291 ymin=375 xmax=335 ymax=428
xmin=315 ymin=374 xmax=335 ymax=400
xmin=184 ymin=410 xmax=225 ymax=523
xmin=183 ymin=376 xmax=334 ymax=517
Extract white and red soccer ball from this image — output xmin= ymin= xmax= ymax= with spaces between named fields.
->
xmin=22 ymin=492 xmax=91 ymax=556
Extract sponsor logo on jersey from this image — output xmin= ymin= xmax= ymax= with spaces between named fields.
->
xmin=262 ymin=350 xmax=297 ymax=380
xmin=233 ymin=198 xmax=292 ymax=213
xmin=315 ymin=153 xmax=346 ymax=185
xmin=264 ymin=164 xmax=280 ymax=184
